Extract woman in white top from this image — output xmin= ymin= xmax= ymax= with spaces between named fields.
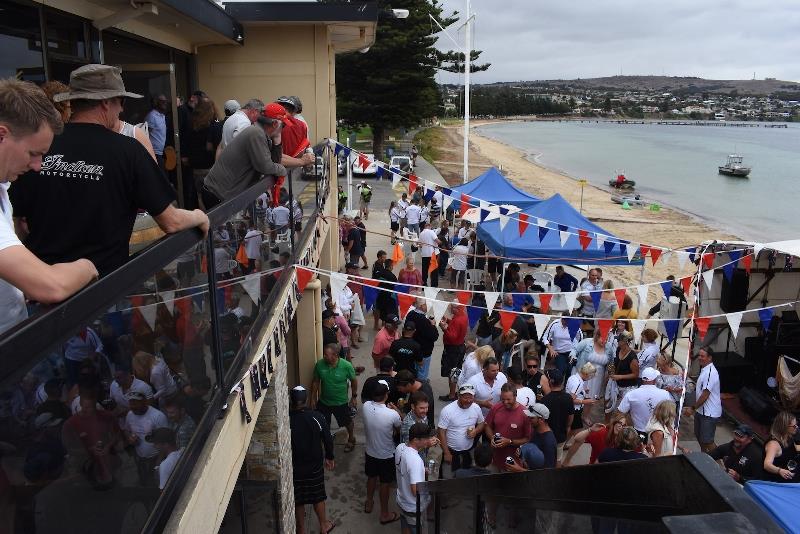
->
xmin=451 ymin=238 xmax=470 ymax=287
xmin=595 ymin=279 xmax=618 ymax=319
xmin=115 ymin=119 xmax=157 ymax=162
xmin=545 ymin=316 xmax=582 ymax=374
xmin=569 ymin=329 xmax=610 ymax=400
xmin=457 ymin=345 xmax=494 ymax=388
xmin=646 ymin=400 xmax=677 ymax=456
xmin=637 ymin=328 xmax=660 ymax=377
xmin=133 ymin=351 xmax=177 ymax=405
xmin=567 ymin=363 xmax=597 ymax=439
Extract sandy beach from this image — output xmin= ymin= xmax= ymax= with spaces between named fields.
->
xmin=431 ymin=121 xmax=739 ymax=301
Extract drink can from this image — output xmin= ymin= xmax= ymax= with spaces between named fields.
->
xmin=494 ymin=432 xmax=501 ymax=443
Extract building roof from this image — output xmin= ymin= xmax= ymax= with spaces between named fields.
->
xmin=224 ymin=1 xmax=379 ymax=23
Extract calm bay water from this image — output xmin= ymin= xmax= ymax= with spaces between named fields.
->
xmin=476 ymin=121 xmax=800 ymax=242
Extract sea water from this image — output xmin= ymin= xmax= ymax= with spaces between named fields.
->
xmin=476 ymin=121 xmax=800 ymax=242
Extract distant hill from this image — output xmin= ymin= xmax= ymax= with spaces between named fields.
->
xmin=489 ymin=76 xmax=800 ymax=96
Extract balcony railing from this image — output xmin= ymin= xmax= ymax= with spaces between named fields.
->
xmin=0 ymin=142 xmax=332 ymax=533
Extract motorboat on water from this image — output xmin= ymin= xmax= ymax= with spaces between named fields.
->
xmin=718 ymin=154 xmax=751 ymax=177
xmin=609 ymin=172 xmax=636 ymax=190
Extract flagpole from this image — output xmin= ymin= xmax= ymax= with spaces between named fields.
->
xmin=462 ymin=0 xmax=471 ymax=184
xmin=346 ymin=137 xmax=353 ymax=213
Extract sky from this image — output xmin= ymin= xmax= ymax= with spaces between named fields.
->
xmin=432 ymin=0 xmax=800 ymax=84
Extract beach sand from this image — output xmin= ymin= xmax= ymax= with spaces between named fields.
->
xmin=432 ymin=121 xmax=739 ymax=302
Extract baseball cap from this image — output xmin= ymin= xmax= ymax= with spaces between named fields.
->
xmin=403 ymin=320 xmax=416 ymax=331
xmin=224 ymin=99 xmax=241 ymax=114
xmin=525 ymin=403 xmax=550 ymax=419
xmin=276 ymin=96 xmax=296 ymax=111
xmin=290 ymin=385 xmax=308 ymax=404
xmin=641 ymin=368 xmax=659 ymax=381
xmin=409 ymin=422 xmax=434 ymax=440
xmin=322 ymin=309 xmax=335 ymax=320
xmin=263 ymin=102 xmax=293 ymax=125
xmin=733 ymin=424 xmax=753 ymax=437
xmin=386 ymin=314 xmax=401 ymax=326
xmin=126 ymin=390 xmax=148 ymax=401
xmin=457 ymin=384 xmax=475 ymax=395
xmin=145 ymin=427 xmax=176 ymax=444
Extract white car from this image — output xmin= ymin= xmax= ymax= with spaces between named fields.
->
xmin=389 ymin=155 xmax=413 ymax=173
xmin=351 ymin=153 xmax=377 ymax=176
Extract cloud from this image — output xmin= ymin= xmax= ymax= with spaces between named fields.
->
xmin=434 ymin=0 xmax=800 ymax=83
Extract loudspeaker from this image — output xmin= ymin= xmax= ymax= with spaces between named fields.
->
xmin=739 ymin=386 xmax=778 ymax=425
xmin=720 ymin=269 xmax=749 ymax=313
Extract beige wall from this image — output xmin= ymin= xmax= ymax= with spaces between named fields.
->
xmin=196 ymin=24 xmax=336 ymax=144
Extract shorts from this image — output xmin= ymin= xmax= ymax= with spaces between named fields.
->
xmin=294 ymin=468 xmax=327 ymax=505
xmin=400 ymin=509 xmax=419 ymax=531
xmin=391 ymin=221 xmax=400 ymax=232
xmin=571 ymin=409 xmax=584 ymax=430
xmin=364 ymin=454 xmax=396 ymax=483
xmin=440 ymin=345 xmax=466 ymax=378
xmin=487 ymin=257 xmax=500 ymax=275
xmin=317 ymin=402 xmax=352 ymax=429
xmin=694 ymin=413 xmax=718 ymax=444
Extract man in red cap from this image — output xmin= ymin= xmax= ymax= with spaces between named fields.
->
xmin=267 ymin=100 xmax=314 ymax=206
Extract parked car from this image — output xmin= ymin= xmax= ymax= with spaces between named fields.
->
xmin=302 ymin=155 xmax=325 ymax=180
xmin=351 ymin=153 xmax=377 ymax=176
xmin=389 ymin=155 xmax=413 ymax=173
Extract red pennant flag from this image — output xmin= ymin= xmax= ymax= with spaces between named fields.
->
xmin=224 ymin=285 xmax=233 ymax=308
xmin=650 ymin=248 xmax=663 ymax=266
xmin=702 ymin=253 xmax=714 ymax=269
xmin=357 ymin=153 xmax=369 ymax=171
xmin=456 ymin=291 xmax=471 ymax=306
xmin=460 ymin=194 xmax=470 ymax=216
xmin=499 ymin=310 xmax=516 ymax=333
xmin=679 ymin=276 xmax=692 ymax=294
xmin=613 ymin=288 xmax=627 ymax=309
xmin=428 ymin=253 xmax=439 ymax=274
xmin=578 ymin=230 xmax=592 ymax=250
xmin=363 ymin=278 xmax=380 ymax=287
xmin=742 ymin=254 xmax=752 ymax=274
xmin=408 ymin=174 xmax=418 ymax=194
xmin=539 ymin=293 xmax=552 ymax=314
xmin=296 ymin=267 xmax=313 ymax=293
xmin=518 ymin=213 xmax=529 ymax=237
xmin=694 ymin=316 xmax=711 ymax=340
xmin=596 ymin=319 xmax=613 ymax=341
xmin=398 ymin=291 xmax=415 ymax=318
xmin=639 ymin=245 xmax=651 ymax=259
xmin=200 ymin=255 xmax=208 ymax=274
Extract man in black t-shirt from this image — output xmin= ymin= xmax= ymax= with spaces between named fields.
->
xmin=360 ymin=356 xmax=400 ymax=404
xmin=540 ymin=369 xmax=574 ymax=453
xmin=708 ymin=424 xmax=764 ymax=484
xmin=10 ymin=65 xmax=208 ymax=276
xmin=389 ymin=321 xmax=423 ymax=375
xmin=345 ymin=219 xmax=364 ymax=266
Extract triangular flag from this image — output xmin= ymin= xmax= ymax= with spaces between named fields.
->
xmin=392 ymin=242 xmax=405 ymax=264
xmin=409 ymin=174 xmax=418 ymax=194
xmin=702 ymin=269 xmax=714 ymax=290
xmin=519 ymin=213 xmax=530 ymax=237
xmin=566 ymin=318 xmax=582 ymax=340
xmin=334 ymin=143 xmax=343 ymax=156
xmin=329 ymin=272 xmax=348 ymax=302
xmin=398 ymin=292 xmax=415 ymax=318
xmin=363 ymin=284 xmax=378 ymax=311
xmin=679 ymin=276 xmax=693 ymax=294
xmin=424 ymin=287 xmax=440 ymax=301
xmin=659 ymin=250 xmax=672 ymax=267
xmin=722 ymin=261 xmax=735 ymax=283
xmin=242 ymin=273 xmax=261 ymax=305
xmin=441 ymin=187 xmax=452 ymax=197
xmin=375 ymin=165 xmax=384 ymax=178
xmin=499 ymin=214 xmax=509 ymax=230
xmin=626 ymin=243 xmax=639 ymax=263
xmin=660 ymin=281 xmax=673 ymax=299
xmin=631 ymin=319 xmax=646 ymax=345
xmin=456 ymin=291 xmax=471 ymax=306
xmin=686 ymin=247 xmax=697 ymax=263
xmin=694 ymin=316 xmax=711 ymax=340
xmin=559 ymin=230 xmax=570 ymax=247
xmin=758 ymin=308 xmax=774 ymax=332
xmin=578 ymin=230 xmax=592 ymax=250
xmin=590 ymin=290 xmax=602 ymax=312
xmin=460 ymin=194 xmax=470 ymax=216
xmin=753 ymin=243 xmax=764 ymax=258
xmin=140 ymin=304 xmax=157 ymax=332
xmin=613 ymin=288 xmax=627 ymax=309
xmin=392 ymin=173 xmax=401 ymax=188
xmin=676 ymin=251 xmax=689 ymax=270
xmin=702 ymin=253 xmax=714 ymax=269
xmin=296 ymin=267 xmax=314 ymax=293
xmin=650 ymin=248 xmax=663 ymax=266
xmin=663 ymin=319 xmax=680 ymax=343
xmin=538 ymin=224 xmax=550 ymax=242
xmin=742 ymin=254 xmax=752 ymax=274
xmin=428 ymin=253 xmax=439 ymax=274
xmin=342 ymin=146 xmax=351 ymax=158
xmin=596 ymin=234 xmax=607 ymax=251
xmin=499 ymin=311 xmax=516 ymax=333
xmin=424 ymin=187 xmax=435 ymax=201
xmin=442 ymin=193 xmax=453 ymax=211
xmin=480 ymin=209 xmax=490 ymax=222
xmin=637 ymin=284 xmax=649 ymax=307
xmin=596 ymin=319 xmax=613 ymax=341
xmin=639 ymin=245 xmax=651 ymax=259
xmin=557 ymin=224 xmax=568 ymax=233
xmin=432 ymin=300 xmax=449 ymax=323
xmin=467 ymin=306 xmax=484 ymax=329
xmin=161 ymin=290 xmax=175 ymax=315
xmin=538 ymin=293 xmax=552 ymax=314
xmin=534 ymin=314 xmax=551 ymax=341
xmin=604 ymin=241 xmax=616 ymax=256
xmin=728 ymin=250 xmax=742 ymax=267
xmin=357 ymin=153 xmax=369 ymax=171
xmin=484 ymin=291 xmax=500 ymax=312
xmin=726 ymin=311 xmax=742 ymax=338
xmin=562 ymin=292 xmax=578 ymax=312
xmin=479 ymin=200 xmax=490 ymax=210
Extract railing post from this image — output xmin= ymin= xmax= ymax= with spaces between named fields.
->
xmin=204 ymin=232 xmax=226 ymax=386
xmin=474 ymin=494 xmax=483 ymax=534
xmin=434 ymin=492 xmax=441 ymax=533
xmin=288 ymin=169 xmax=296 ymax=252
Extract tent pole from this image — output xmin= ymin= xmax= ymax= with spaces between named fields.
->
xmin=636 ymin=261 xmax=646 ymax=314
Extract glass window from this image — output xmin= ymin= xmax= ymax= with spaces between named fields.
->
xmin=103 ymin=31 xmax=170 ymax=65
xmin=44 ymin=10 xmax=87 ymax=59
xmin=0 ymin=0 xmax=45 ymax=82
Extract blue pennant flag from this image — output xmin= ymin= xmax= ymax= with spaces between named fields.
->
xmin=557 ymin=224 xmax=568 ymax=233
xmin=758 ymin=308 xmax=774 ymax=331
xmin=395 ymin=284 xmax=410 ymax=295
xmin=603 ymin=241 xmax=616 ymax=255
xmin=619 ymin=243 xmax=627 ymax=258
xmin=722 ymin=262 xmax=735 ymax=283
xmin=442 ymin=187 xmax=452 ymax=197
xmin=499 ymin=206 xmax=509 ymax=215
xmin=424 ymin=189 xmax=436 ymax=201
xmin=660 ymin=280 xmax=673 ymax=299
xmin=191 ymin=289 xmax=205 ymax=312
xmin=663 ymin=319 xmax=680 ymax=343
xmin=363 ymin=285 xmax=378 ymax=311
xmin=375 ymin=166 xmax=384 ymax=178
xmin=334 ymin=144 xmax=342 ymax=156
xmin=389 ymin=166 xmax=401 ymax=175
xmin=567 ymin=318 xmax=583 ymax=340
xmin=590 ymin=290 xmax=602 ymax=312
xmin=686 ymin=247 xmax=697 ymax=263
xmin=215 ymin=287 xmax=226 ymax=315
xmin=728 ymin=249 xmax=742 ymax=266
xmin=104 ymin=310 xmax=125 ymax=337
xmin=467 ymin=306 xmax=484 ymax=329
xmin=480 ymin=209 xmax=490 ymax=221
xmin=342 ymin=146 xmax=351 ymax=158
xmin=538 ymin=225 xmax=550 ymax=242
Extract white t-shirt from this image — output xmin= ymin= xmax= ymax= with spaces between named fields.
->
xmin=515 ymin=386 xmax=537 ymax=410
xmin=270 ymin=206 xmax=291 ymax=228
xmin=390 ymin=206 xmax=402 ymax=223
xmin=397 ymin=199 xmax=409 ymax=217
xmin=466 ymin=371 xmax=508 ymax=416
xmin=221 ymin=110 xmax=251 ymax=148
xmin=405 ymin=204 xmax=422 ymax=225
xmin=580 ymin=280 xmax=603 ymax=316
xmin=109 ymin=378 xmax=154 ymax=411
xmin=696 ymin=363 xmax=722 ymax=418
xmin=214 ymin=247 xmax=231 ymax=274
xmin=618 ymin=384 xmax=672 ymax=432
xmin=566 ymin=374 xmax=588 ymax=411
xmin=438 ymin=401 xmax=484 ymax=451
xmin=418 ymin=228 xmax=439 ymax=258
xmin=451 ymin=244 xmax=469 ymax=271
xmin=0 ymin=182 xmax=27 ymax=334
xmin=457 ymin=352 xmax=481 ymax=388
xmin=546 ymin=321 xmax=580 ymax=354
xmin=150 ymin=358 xmax=178 ymax=400
xmin=158 ymin=448 xmax=183 ymax=489
xmin=125 ymin=406 xmax=169 ymax=458
xmin=244 ymin=229 xmax=262 ymax=259
xmin=637 ymin=342 xmax=659 ymax=376
xmin=432 ymin=190 xmax=444 ymax=208
xmin=395 ymin=443 xmax=429 ymax=513
xmin=363 ymin=401 xmax=401 ymax=459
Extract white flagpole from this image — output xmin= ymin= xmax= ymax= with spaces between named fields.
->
xmin=463 ymin=0 xmax=471 ymax=184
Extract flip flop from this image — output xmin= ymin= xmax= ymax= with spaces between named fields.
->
xmin=322 ymin=522 xmax=337 ymax=534
xmin=379 ymin=512 xmax=400 ymax=525
xmin=344 ymin=441 xmax=356 ymax=453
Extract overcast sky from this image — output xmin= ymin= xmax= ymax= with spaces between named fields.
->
xmin=432 ymin=0 xmax=800 ymax=84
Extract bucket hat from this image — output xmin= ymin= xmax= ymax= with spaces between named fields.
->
xmin=54 ymin=64 xmax=142 ymax=102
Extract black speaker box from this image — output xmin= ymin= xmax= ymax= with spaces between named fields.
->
xmin=720 ymin=268 xmax=749 ymax=312
xmin=715 ymin=354 xmax=755 ymax=393
xmin=739 ymin=386 xmax=778 ymax=425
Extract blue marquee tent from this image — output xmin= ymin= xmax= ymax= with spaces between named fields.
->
xmin=448 ymin=167 xmax=540 ymax=211
xmin=744 ymin=481 xmax=800 ymax=534
xmin=476 ymin=193 xmax=642 ymax=265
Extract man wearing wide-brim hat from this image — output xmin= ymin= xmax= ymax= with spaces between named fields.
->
xmin=10 ymin=64 xmax=209 ymax=277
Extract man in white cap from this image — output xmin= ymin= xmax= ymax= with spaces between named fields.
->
xmin=618 ymin=367 xmax=672 ymax=437
xmin=517 ymin=403 xmax=557 ymax=469
xmin=362 ymin=380 xmax=402 ymax=525
xmin=437 ymin=384 xmax=485 ymax=476
xmin=223 ymin=99 xmax=241 ymax=119
xmin=10 ymin=64 xmax=209 ymax=277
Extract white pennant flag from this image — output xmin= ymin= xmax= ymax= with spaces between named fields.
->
xmin=161 ymin=290 xmax=175 ymax=315
xmin=499 ymin=214 xmax=509 ymax=230
xmin=627 ymin=243 xmax=639 ymax=263
xmin=242 ymin=273 xmax=261 ymax=305
xmin=637 ymin=284 xmax=649 ymax=307
xmin=442 ymin=194 xmax=453 ymax=211
xmin=660 ymin=250 xmax=672 ymax=267
xmin=753 ymin=243 xmax=764 ymax=258
xmin=562 ymin=292 xmax=578 ymax=312
xmin=484 ymin=291 xmax=500 ymax=311
xmin=425 ymin=179 xmax=435 ymax=193
xmin=423 ymin=287 xmax=440 ymax=301
xmin=534 ymin=314 xmax=551 ymax=341
xmin=726 ymin=311 xmax=743 ymax=338
xmin=431 ymin=299 xmax=450 ymax=323
xmin=559 ymin=230 xmax=570 ymax=247
xmin=479 ymin=199 xmax=490 ymax=210
xmin=392 ymin=172 xmax=401 ymax=189
xmin=702 ymin=269 xmax=715 ymax=290
xmin=631 ymin=319 xmax=647 ymax=345
xmin=675 ymin=251 xmax=690 ymax=270
xmin=536 ymin=218 xmax=548 ymax=231
xmin=596 ymin=234 xmax=607 ymax=250
xmin=329 ymin=272 xmax=349 ymax=302
xmin=140 ymin=304 xmax=157 ymax=332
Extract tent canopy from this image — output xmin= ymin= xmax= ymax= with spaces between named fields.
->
xmin=449 ymin=167 xmax=540 ymax=210
xmin=744 ymin=481 xmax=800 ymax=534
xmin=476 ymin=193 xmax=642 ymax=265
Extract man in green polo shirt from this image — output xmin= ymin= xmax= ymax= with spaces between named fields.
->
xmin=311 ymin=343 xmax=359 ymax=452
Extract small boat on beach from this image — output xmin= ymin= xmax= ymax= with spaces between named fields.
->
xmin=609 ymin=172 xmax=636 ymax=190
xmin=611 ymin=193 xmax=646 ymax=207
xmin=718 ymin=154 xmax=751 ymax=177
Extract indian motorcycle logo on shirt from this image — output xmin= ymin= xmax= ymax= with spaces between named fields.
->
xmin=40 ymin=154 xmax=104 ymax=181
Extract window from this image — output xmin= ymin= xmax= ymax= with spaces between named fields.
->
xmin=0 ymin=1 xmax=44 ymax=82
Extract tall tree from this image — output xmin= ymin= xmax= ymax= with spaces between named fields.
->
xmin=334 ymin=0 xmax=489 ymax=159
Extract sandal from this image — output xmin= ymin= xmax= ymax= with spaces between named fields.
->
xmin=379 ymin=512 xmax=400 ymax=525
xmin=344 ymin=441 xmax=356 ymax=453
xmin=364 ymin=500 xmax=373 ymax=514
